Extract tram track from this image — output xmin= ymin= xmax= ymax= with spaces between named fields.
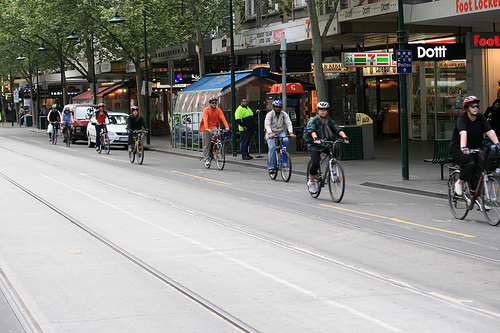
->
xmin=1 ymin=141 xmax=500 ymax=326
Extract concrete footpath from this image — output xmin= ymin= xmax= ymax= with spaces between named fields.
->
xmin=8 ymin=123 xmax=449 ymax=199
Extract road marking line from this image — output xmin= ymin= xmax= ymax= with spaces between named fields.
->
xmin=30 ymin=140 xmax=43 ymax=144
xmin=67 ymin=251 xmax=82 ymax=254
xmin=320 ymin=204 xmax=475 ymax=238
xmin=172 ymin=170 xmax=231 ymax=185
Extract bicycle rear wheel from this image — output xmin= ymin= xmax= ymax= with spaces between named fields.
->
xmin=281 ymin=151 xmax=292 ymax=182
xmin=306 ymin=160 xmax=321 ymax=198
xmin=103 ymin=133 xmax=111 ymax=155
xmin=215 ymin=143 xmax=225 ymax=170
xmin=483 ymin=176 xmax=500 ymax=226
xmin=448 ymin=171 xmax=469 ymax=220
xmin=137 ymin=140 xmax=144 ymax=164
xmin=328 ymin=159 xmax=345 ymax=203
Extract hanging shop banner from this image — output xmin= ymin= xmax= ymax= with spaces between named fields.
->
xmin=342 ymin=52 xmax=396 ymax=67
xmin=469 ymin=32 xmax=500 ymax=49
xmin=408 ymin=44 xmax=466 ymax=60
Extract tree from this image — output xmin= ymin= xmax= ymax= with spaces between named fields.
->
xmin=306 ymin=0 xmax=339 ymax=102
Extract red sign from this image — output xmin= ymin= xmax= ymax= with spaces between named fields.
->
xmin=273 ymin=30 xmax=285 ymax=44
xmin=470 ymin=32 xmax=500 ymax=48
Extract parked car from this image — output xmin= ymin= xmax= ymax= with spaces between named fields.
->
xmin=87 ymin=111 xmax=129 ymax=149
xmin=62 ymin=104 xmax=98 ymax=143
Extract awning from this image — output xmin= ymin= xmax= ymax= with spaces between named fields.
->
xmin=174 ymin=72 xmax=255 ymax=114
xmin=181 ymin=72 xmax=253 ymax=92
xmin=72 ymin=82 xmax=124 ymax=103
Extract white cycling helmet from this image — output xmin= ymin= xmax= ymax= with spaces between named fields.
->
xmin=52 ymin=104 xmax=57 ymax=108
xmin=317 ymin=101 xmax=330 ymax=109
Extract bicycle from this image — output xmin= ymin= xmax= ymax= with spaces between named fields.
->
xmin=96 ymin=125 xmax=110 ymax=155
xmin=204 ymin=128 xmax=225 ymax=170
xmin=268 ymin=134 xmax=292 ymax=182
xmin=50 ymin=122 xmax=60 ymax=145
xmin=62 ymin=122 xmax=72 ymax=148
xmin=448 ymin=149 xmax=500 ymax=226
xmin=306 ymin=139 xmax=346 ymax=203
xmin=129 ymin=129 xmax=146 ymax=164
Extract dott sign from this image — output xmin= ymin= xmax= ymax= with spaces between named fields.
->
xmin=408 ymin=44 xmax=466 ymax=61
xmin=470 ymin=32 xmax=500 ymax=48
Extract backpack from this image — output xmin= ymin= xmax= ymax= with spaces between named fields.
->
xmin=303 ymin=117 xmax=313 ymax=143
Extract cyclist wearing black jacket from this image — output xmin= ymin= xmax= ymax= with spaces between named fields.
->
xmin=48 ymin=104 xmax=61 ymax=141
xmin=127 ymin=106 xmax=148 ymax=152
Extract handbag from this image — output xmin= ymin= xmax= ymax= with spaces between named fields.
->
xmin=47 ymin=123 xmax=53 ymax=133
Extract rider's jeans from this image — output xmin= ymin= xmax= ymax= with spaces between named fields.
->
xmin=267 ymin=132 xmax=288 ymax=170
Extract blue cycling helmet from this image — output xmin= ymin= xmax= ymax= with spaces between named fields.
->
xmin=272 ymin=100 xmax=283 ymax=108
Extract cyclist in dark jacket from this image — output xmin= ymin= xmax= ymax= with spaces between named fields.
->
xmin=127 ymin=106 xmax=148 ymax=152
xmin=305 ymin=101 xmax=349 ymax=194
xmin=450 ymin=95 xmax=499 ymax=196
xmin=48 ymin=104 xmax=61 ymax=141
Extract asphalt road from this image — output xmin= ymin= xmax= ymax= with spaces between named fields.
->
xmin=0 ymin=126 xmax=499 ymax=332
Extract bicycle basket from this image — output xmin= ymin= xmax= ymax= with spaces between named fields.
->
xmin=480 ymin=144 xmax=500 ymax=171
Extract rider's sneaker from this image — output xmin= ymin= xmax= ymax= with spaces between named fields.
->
xmin=128 ymin=145 xmax=133 ymax=153
xmin=308 ymin=181 xmax=318 ymax=194
xmin=454 ymin=181 xmax=463 ymax=196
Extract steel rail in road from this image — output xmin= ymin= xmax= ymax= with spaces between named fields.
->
xmin=0 ymin=171 xmax=259 ymax=333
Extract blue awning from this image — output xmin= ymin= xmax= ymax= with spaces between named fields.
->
xmin=181 ymin=72 xmax=254 ymax=92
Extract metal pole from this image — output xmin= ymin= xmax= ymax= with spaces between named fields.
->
xmin=229 ymin=0 xmax=237 ymax=156
xmin=398 ymin=0 xmax=409 ymax=180
xmin=10 ymin=71 xmax=14 ymax=127
xmin=281 ymin=39 xmax=287 ymax=112
xmin=143 ymin=10 xmax=151 ymax=144
xmin=91 ymin=36 xmax=97 ymax=104
xmin=28 ymin=56 xmax=34 ymax=127
xmin=36 ymin=54 xmax=40 ymax=128
xmin=169 ymin=60 xmax=174 ymax=146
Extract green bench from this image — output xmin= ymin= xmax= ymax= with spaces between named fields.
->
xmin=424 ymin=139 xmax=453 ymax=180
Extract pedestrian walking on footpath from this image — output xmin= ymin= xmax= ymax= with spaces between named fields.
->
xmin=235 ymin=98 xmax=259 ymax=160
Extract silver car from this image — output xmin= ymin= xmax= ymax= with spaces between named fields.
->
xmin=87 ymin=111 xmax=129 ymax=149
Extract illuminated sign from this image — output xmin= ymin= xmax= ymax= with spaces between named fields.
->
xmin=342 ymin=52 xmax=396 ymax=67
xmin=469 ymin=32 xmax=500 ymax=48
xmin=408 ymin=44 xmax=466 ymax=59
xmin=456 ymin=0 xmax=500 ymax=14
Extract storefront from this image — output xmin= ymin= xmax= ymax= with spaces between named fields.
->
xmin=409 ymin=42 xmax=467 ymax=140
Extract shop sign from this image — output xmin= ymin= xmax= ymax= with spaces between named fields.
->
xmin=456 ymin=0 xmax=500 ymax=14
xmin=311 ymin=63 xmax=350 ymax=72
xmin=339 ymin=0 xmax=397 ymax=22
xmin=245 ymin=30 xmax=285 ymax=48
xmin=469 ymin=32 xmax=500 ymax=48
xmin=342 ymin=52 xmax=396 ymax=67
xmin=408 ymin=44 xmax=465 ymax=60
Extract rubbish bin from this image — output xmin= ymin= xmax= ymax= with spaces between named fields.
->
xmin=339 ymin=125 xmax=363 ymax=160
xmin=25 ymin=115 xmax=33 ymax=127
xmin=39 ymin=116 xmax=47 ymax=130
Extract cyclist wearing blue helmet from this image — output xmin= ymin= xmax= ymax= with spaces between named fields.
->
xmin=264 ymin=99 xmax=296 ymax=175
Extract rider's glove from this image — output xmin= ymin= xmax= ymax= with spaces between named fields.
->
xmin=343 ymin=136 xmax=349 ymax=142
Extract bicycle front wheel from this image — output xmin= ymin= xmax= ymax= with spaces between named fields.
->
xmin=137 ymin=140 xmax=144 ymax=164
xmin=215 ymin=143 xmax=225 ymax=170
xmin=52 ymin=131 xmax=57 ymax=145
xmin=448 ymin=171 xmax=469 ymax=220
xmin=281 ymin=151 xmax=292 ymax=182
xmin=129 ymin=143 xmax=135 ymax=163
xmin=328 ymin=159 xmax=345 ymax=203
xmin=483 ymin=176 xmax=500 ymax=226
xmin=103 ymin=134 xmax=110 ymax=155
xmin=306 ymin=160 xmax=321 ymax=198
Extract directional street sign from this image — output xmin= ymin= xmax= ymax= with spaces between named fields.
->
xmin=396 ymin=50 xmax=412 ymax=74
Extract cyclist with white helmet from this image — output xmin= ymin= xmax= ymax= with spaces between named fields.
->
xmin=91 ymin=103 xmax=111 ymax=151
xmin=264 ymin=99 xmax=296 ymax=175
xmin=450 ymin=95 xmax=499 ymax=196
xmin=305 ymin=101 xmax=349 ymax=194
xmin=127 ymin=106 xmax=148 ymax=152
xmin=47 ymin=104 xmax=61 ymax=141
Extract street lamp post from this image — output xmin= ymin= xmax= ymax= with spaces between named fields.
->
xmin=109 ymin=11 xmax=150 ymax=144
xmin=36 ymin=45 xmax=47 ymax=129
xmin=229 ymin=0 xmax=236 ymax=156
xmin=67 ymin=32 xmax=97 ymax=104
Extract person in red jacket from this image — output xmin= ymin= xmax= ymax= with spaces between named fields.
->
xmin=200 ymin=97 xmax=229 ymax=166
